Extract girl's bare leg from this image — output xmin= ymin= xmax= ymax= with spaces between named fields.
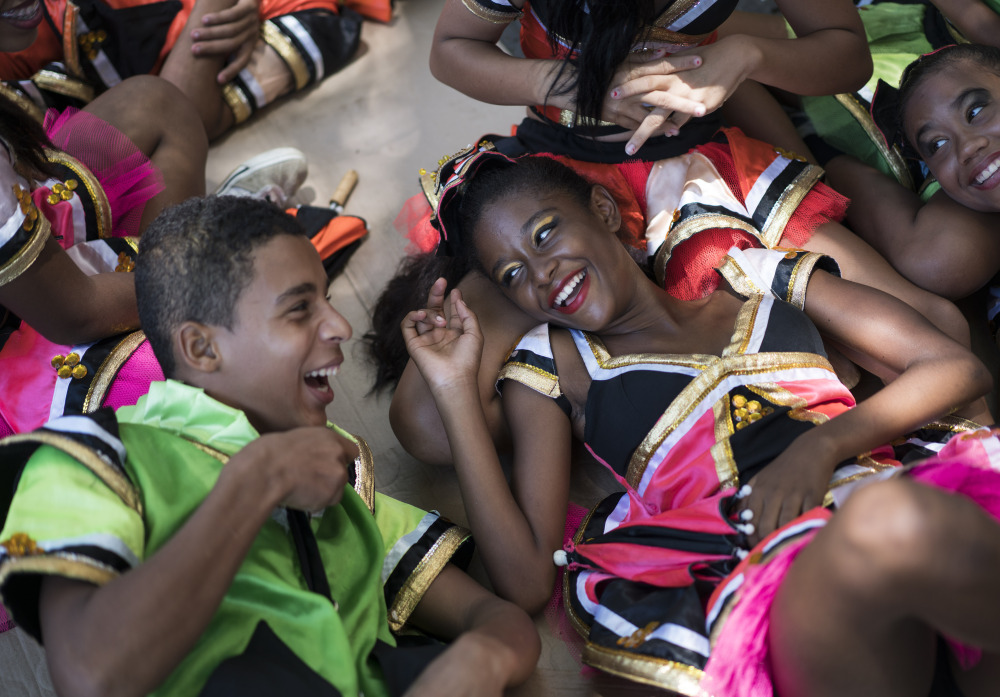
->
xmin=82 ymin=75 xmax=209 ymax=232
xmin=770 ymin=477 xmax=1000 ymax=697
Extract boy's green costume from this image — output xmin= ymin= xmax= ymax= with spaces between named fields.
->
xmin=796 ymin=0 xmax=1000 ymax=199
xmin=0 ymin=379 xmax=471 ymax=697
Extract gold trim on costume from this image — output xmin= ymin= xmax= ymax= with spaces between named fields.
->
xmin=715 ymin=255 xmax=765 ymax=299
xmin=759 ymin=165 xmax=823 ymax=248
xmin=351 ymin=434 xmax=375 ymax=513
xmin=558 ymin=109 xmax=617 ymax=129
xmin=653 ymin=0 xmax=703 ymax=30
xmin=0 ymin=554 xmax=118 ymax=600
xmin=746 ymin=383 xmax=832 ymax=426
xmin=0 ymin=212 xmax=49 ymax=287
xmin=387 ymin=525 xmax=471 ymax=632
xmin=121 ymin=236 xmax=139 ymax=254
xmin=33 ymin=70 xmax=95 ymax=103
xmin=786 ymin=253 xmax=822 ymax=308
xmin=46 ymin=149 xmax=112 ymax=239
xmin=459 ymin=0 xmax=522 ymax=24
xmin=222 ymin=83 xmax=253 ymax=125
xmin=654 ymin=214 xmax=762 ymax=288
xmin=582 ymin=333 xmax=711 ymax=372
xmin=497 ymin=361 xmax=562 ymax=398
xmin=0 ymin=432 xmax=141 ymax=514
xmin=0 ymin=84 xmax=45 ymax=122
xmin=727 ymin=295 xmax=762 ymax=357
xmin=83 ymin=331 xmax=146 ymax=413
xmin=642 ymin=26 xmax=710 ymax=45
xmin=261 ymin=21 xmax=310 ymax=91
xmin=833 ymin=93 xmax=915 ymax=191
xmin=710 ymin=400 xmax=738 ymax=489
xmin=625 ymin=353 xmax=837 ymax=489
xmin=581 ymin=643 xmax=708 ymax=696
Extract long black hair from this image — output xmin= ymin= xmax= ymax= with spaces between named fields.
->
xmin=546 ymin=0 xmax=656 ymax=123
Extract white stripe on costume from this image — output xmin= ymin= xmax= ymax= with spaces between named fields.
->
xmin=237 ymin=69 xmax=268 ymax=108
xmin=380 ymin=511 xmax=438 ymax=584
xmin=744 ymin=155 xmax=787 ymax=217
xmin=43 ymin=411 xmax=125 ymax=464
xmin=603 ymin=492 xmax=632 ymax=534
xmin=277 ymin=16 xmax=325 ymax=82
xmin=48 ymin=343 xmax=95 ymax=423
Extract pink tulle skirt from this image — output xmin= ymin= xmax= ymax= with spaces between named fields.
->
xmin=41 ymin=107 xmax=164 ymax=240
xmin=702 ymin=430 xmax=1000 ymax=697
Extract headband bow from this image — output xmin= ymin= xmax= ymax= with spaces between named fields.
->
xmin=421 ymin=138 xmax=516 ymax=257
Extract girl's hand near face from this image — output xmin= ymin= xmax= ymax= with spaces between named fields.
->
xmin=402 ymin=284 xmax=484 ymax=399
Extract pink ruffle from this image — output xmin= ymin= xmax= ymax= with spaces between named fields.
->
xmin=702 ymin=431 xmax=1000 ymax=697
xmin=43 ymin=107 xmax=164 ymax=238
xmin=0 ymin=605 xmax=12 ymax=634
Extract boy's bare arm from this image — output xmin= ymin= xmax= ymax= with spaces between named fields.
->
xmin=37 ymin=427 xmax=356 ymax=697
xmin=404 ymin=564 xmax=540 ymax=696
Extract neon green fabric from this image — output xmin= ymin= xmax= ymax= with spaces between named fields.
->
xmin=0 ymin=380 xmax=468 ymax=697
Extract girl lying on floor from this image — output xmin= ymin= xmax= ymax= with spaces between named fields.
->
xmin=400 ymin=150 xmax=1000 ymax=697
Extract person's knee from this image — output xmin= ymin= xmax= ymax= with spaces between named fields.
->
xmin=830 ymin=479 xmax=939 ymax=596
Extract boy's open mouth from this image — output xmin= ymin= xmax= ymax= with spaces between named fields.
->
xmin=304 ymin=365 xmax=338 ymax=394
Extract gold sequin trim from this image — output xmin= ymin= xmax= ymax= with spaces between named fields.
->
xmin=0 ymin=432 xmax=141 ymax=515
xmin=834 ymin=92 xmax=914 ymax=191
xmin=261 ymin=20 xmax=310 ymax=91
xmin=710 ymin=400 xmax=738 ymax=488
xmin=387 ymin=525 xmax=471 ymax=632
xmin=581 ymin=643 xmax=707 ymax=696
xmin=83 ymin=331 xmax=146 ymax=413
xmin=459 ymin=0 xmax=522 ymax=23
xmin=497 ymin=361 xmax=562 ymax=399
xmin=350 ymin=433 xmax=375 ymax=513
xmin=222 ymin=83 xmax=253 ymax=124
xmin=558 ymin=109 xmax=616 ymax=129
xmin=45 ymin=149 xmax=112 ymax=239
xmin=760 ymin=164 xmax=823 ymax=248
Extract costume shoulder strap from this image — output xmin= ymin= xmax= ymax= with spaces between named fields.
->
xmin=0 ymin=407 xmax=140 ymax=518
xmin=497 ymin=323 xmax=564 ymax=401
xmin=717 ymin=247 xmax=840 ymax=309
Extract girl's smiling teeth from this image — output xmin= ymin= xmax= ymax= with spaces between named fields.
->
xmin=304 ymin=365 xmax=338 ymax=391
xmin=974 ymin=155 xmax=1000 ymax=186
xmin=552 ymin=269 xmax=586 ymax=308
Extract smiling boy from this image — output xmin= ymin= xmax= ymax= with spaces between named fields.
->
xmin=0 ymin=196 xmax=539 ymax=697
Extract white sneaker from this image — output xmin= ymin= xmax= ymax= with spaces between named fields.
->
xmin=214 ymin=147 xmax=308 ymax=208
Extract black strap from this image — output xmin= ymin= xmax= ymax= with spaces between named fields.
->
xmin=287 ymin=509 xmax=336 ymax=605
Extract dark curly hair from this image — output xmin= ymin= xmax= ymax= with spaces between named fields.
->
xmin=136 ymin=196 xmax=307 ymax=377
xmin=897 ymin=44 xmax=1000 ymax=153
